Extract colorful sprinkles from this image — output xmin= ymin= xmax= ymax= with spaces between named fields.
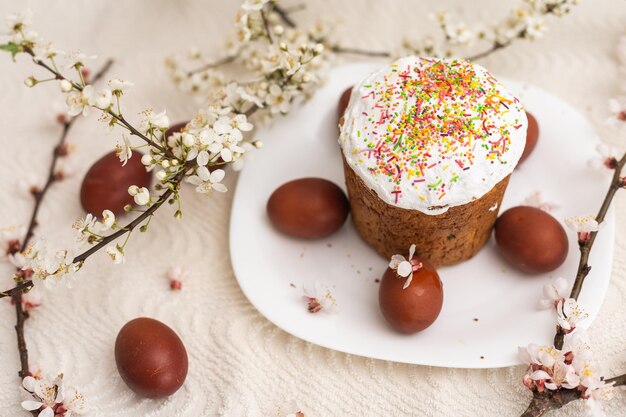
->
xmin=341 ymin=57 xmax=525 ymax=209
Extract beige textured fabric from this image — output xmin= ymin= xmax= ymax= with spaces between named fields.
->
xmin=0 ymin=1 xmax=625 ymax=416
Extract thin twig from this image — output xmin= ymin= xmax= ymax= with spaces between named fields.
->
xmin=260 ymin=9 xmax=274 ymax=44
xmin=8 ymin=59 xmax=114 ymax=379
xmin=570 ymin=153 xmax=626 ymax=299
xmin=186 ymin=54 xmax=238 ymax=76
xmin=331 ymin=46 xmax=391 ymax=58
xmin=272 ymin=3 xmax=297 ymax=28
xmin=554 ymin=152 xmax=626 ymax=350
xmin=74 ymin=186 xmax=177 ymax=264
xmin=606 ymin=373 xmax=626 ymax=387
xmin=465 ymin=42 xmax=511 ymax=61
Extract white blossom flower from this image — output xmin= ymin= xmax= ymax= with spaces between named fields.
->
xmin=537 ymin=277 xmax=568 ymax=310
xmin=139 ymin=109 xmax=170 ymax=132
xmin=88 ymin=87 xmax=112 ymax=109
xmin=265 ymin=84 xmax=294 ymax=114
xmin=231 ymin=141 xmax=256 ymax=171
xmin=524 ymin=14 xmax=546 ymax=40
xmin=556 ymin=298 xmax=588 ymax=332
xmin=302 ymin=281 xmax=338 ymax=314
xmin=242 ymin=0 xmax=270 ymax=12
xmin=518 ymin=343 xmax=560 ymax=369
xmin=21 ymin=375 xmax=63 ymax=417
xmin=116 ymin=134 xmax=133 ymax=166
xmin=101 ymin=210 xmax=115 ymax=230
xmin=21 ymin=374 xmax=85 ymax=417
xmin=168 ymin=266 xmax=188 ymax=291
xmin=588 ymin=143 xmax=619 ymax=171
xmin=444 ymin=23 xmax=474 ymax=45
xmin=12 ymin=29 xmax=39 ymax=45
xmin=105 ymin=245 xmax=125 ymax=264
xmin=389 ymin=244 xmax=423 ymax=289
xmin=65 ymin=51 xmax=97 ymax=70
xmin=129 ymin=186 xmax=150 ymax=206
xmin=519 ymin=331 xmax=615 ymax=405
xmin=108 ymin=78 xmax=134 ymax=95
xmin=585 ymin=385 xmax=615 ymax=416
xmin=607 ymin=97 xmax=626 ymax=126
xmin=33 ymin=42 xmax=63 ymax=61
xmin=565 ymin=215 xmax=599 ymax=242
xmin=231 ymin=113 xmax=254 ymax=132
xmin=0 ymin=225 xmax=25 ymax=257
xmin=17 ymin=174 xmax=44 ymax=197
xmin=21 ymin=287 xmax=42 ymax=311
xmin=22 ymin=241 xmax=79 ymax=289
xmin=185 ymin=167 xmax=228 ymax=194
xmin=5 ymin=9 xmax=33 ymax=34
xmin=523 ymin=191 xmax=559 ymax=212
xmin=73 ymin=213 xmax=97 ymax=242
xmin=66 ymin=87 xmax=92 ymax=117
xmin=237 ymin=85 xmax=265 ymax=107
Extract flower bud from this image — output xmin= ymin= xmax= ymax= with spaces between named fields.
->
xmin=141 ymin=153 xmax=153 ymax=166
xmin=128 ymin=185 xmax=139 ymax=196
xmin=274 ymin=25 xmax=284 ymax=35
xmin=156 ymin=170 xmax=167 ymax=181
xmin=24 ymin=76 xmax=37 ymax=87
xmin=60 ymin=79 xmax=73 ymax=92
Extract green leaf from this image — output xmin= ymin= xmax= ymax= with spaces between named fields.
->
xmin=0 ymin=42 xmax=23 ymax=61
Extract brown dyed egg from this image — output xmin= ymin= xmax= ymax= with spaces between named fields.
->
xmin=267 ymin=178 xmax=350 ymax=239
xmin=494 ymin=206 xmax=568 ymax=274
xmin=518 ymin=112 xmax=539 ymax=165
xmin=379 ymin=259 xmax=443 ymax=334
xmin=115 ymin=317 xmax=188 ymax=398
xmin=80 ymin=150 xmax=152 ymax=216
xmin=337 ymin=86 xmax=353 ymax=120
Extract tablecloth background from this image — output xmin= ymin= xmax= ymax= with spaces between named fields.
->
xmin=1 ymin=0 xmax=625 ymax=416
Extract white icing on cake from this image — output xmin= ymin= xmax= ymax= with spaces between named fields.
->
xmin=339 ymin=56 xmax=527 ymax=215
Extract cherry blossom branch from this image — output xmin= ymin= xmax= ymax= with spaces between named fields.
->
xmin=22 ymin=47 xmax=174 ymax=159
xmin=74 ymin=185 xmax=177 ymax=264
xmin=7 ymin=59 xmax=114 ymax=379
xmin=554 ymin=151 xmax=626 ymax=350
xmin=1 ymin=182 xmax=180 ymax=303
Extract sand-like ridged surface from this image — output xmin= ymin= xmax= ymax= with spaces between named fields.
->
xmin=0 ymin=0 xmax=625 ymax=416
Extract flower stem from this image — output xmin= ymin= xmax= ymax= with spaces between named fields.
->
xmin=606 ymin=373 xmax=626 ymax=387
xmin=330 ymin=46 xmax=391 ymax=58
xmin=272 ymin=3 xmax=297 ymax=28
xmin=553 ymin=151 xmax=626 ymax=349
xmin=186 ymin=54 xmax=238 ymax=76
xmin=8 ymin=59 xmax=114 ymax=379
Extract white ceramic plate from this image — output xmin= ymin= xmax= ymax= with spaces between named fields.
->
xmin=229 ymin=63 xmax=615 ymax=368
